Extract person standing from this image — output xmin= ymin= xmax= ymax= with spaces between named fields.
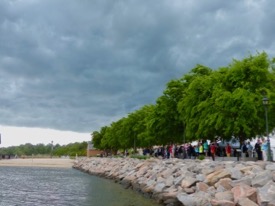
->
xmin=254 ymin=139 xmax=262 ymax=160
xmin=225 ymin=143 xmax=232 ymax=157
xmin=194 ymin=145 xmax=199 ymax=158
xmin=241 ymin=141 xmax=248 ymax=160
xmin=203 ymin=140 xmax=209 ymax=157
xmin=210 ymin=143 xmax=216 ymax=161
xmin=199 ymin=143 xmax=204 ymax=156
xmin=261 ymin=138 xmax=268 ymax=161
xmin=246 ymin=141 xmax=253 ymax=158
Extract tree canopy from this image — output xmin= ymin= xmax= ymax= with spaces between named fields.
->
xmin=92 ymin=52 xmax=275 ymax=150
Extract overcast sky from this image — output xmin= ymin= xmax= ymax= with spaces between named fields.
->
xmin=1 ymin=0 xmax=275 ymax=147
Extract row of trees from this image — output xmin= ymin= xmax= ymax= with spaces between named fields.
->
xmin=92 ymin=52 xmax=275 ymax=153
xmin=0 ymin=142 xmax=87 ymax=157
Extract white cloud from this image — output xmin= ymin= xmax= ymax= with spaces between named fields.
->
xmin=0 ymin=125 xmax=90 ymax=147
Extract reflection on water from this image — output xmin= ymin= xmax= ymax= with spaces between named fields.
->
xmin=0 ymin=166 xmax=159 ymax=206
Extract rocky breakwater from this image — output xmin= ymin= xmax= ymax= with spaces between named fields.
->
xmin=73 ymin=157 xmax=275 ymax=206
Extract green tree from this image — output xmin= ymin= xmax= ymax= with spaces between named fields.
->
xmin=148 ymin=79 xmax=185 ymax=145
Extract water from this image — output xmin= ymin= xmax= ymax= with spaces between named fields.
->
xmin=0 ymin=166 xmax=159 ymax=206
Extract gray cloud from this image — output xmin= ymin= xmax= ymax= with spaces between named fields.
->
xmin=1 ymin=0 xmax=275 ymax=132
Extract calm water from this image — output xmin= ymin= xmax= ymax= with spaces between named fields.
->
xmin=0 ymin=166 xmax=159 ymax=206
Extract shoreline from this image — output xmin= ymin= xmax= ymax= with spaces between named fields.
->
xmin=0 ymin=158 xmax=74 ymax=168
xmin=74 ymin=157 xmax=275 ymax=206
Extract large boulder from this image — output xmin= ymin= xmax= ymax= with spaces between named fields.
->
xmin=214 ymin=178 xmax=232 ymax=190
xmin=215 ymin=191 xmax=234 ymax=202
xmin=205 ymin=169 xmax=231 ymax=185
xmin=265 ymin=163 xmax=275 ymax=171
xmin=257 ymin=180 xmax=275 ymax=206
xmin=210 ymin=199 xmax=235 ymax=206
xmin=181 ymin=177 xmax=197 ymax=188
xmin=231 ymin=184 xmax=257 ymax=204
xmin=238 ymin=197 xmax=258 ymax=206
xmin=177 ymin=191 xmax=211 ymax=206
xmin=251 ymin=170 xmax=273 ymax=187
xmin=196 ymin=182 xmax=209 ymax=192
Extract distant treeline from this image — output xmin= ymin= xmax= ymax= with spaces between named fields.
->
xmin=0 ymin=142 xmax=87 ymax=157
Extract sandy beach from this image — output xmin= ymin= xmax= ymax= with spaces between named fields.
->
xmin=0 ymin=158 xmax=75 ymax=168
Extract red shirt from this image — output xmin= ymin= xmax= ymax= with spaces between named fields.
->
xmin=210 ymin=144 xmax=216 ymax=154
xmin=225 ymin=145 xmax=231 ymax=154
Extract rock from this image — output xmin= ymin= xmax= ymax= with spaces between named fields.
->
xmin=231 ymin=184 xmax=257 ymax=204
xmin=230 ymin=168 xmax=243 ymax=180
xmin=160 ymin=189 xmax=178 ymax=202
xmin=154 ymin=182 xmax=166 ymax=193
xmin=251 ymin=165 xmax=264 ymax=174
xmin=181 ymin=177 xmax=197 ymax=188
xmin=184 ymin=187 xmax=195 ymax=194
xmin=239 ymin=166 xmax=254 ymax=175
xmin=196 ymin=182 xmax=209 ymax=192
xmin=215 ymin=191 xmax=234 ymax=202
xmin=216 ymin=185 xmax=228 ymax=193
xmin=266 ymin=163 xmax=275 ymax=171
xmin=231 ymin=176 xmax=252 ymax=187
xmin=214 ymin=178 xmax=232 ymax=190
xmin=196 ymin=174 xmax=205 ymax=182
xmin=202 ymin=167 xmax=215 ymax=175
xmin=160 ymin=167 xmax=177 ymax=179
xmin=177 ymin=192 xmax=211 ymax=206
xmin=165 ymin=176 xmax=174 ymax=187
xmin=207 ymin=186 xmax=217 ymax=197
xmin=173 ymin=175 xmax=184 ymax=186
xmin=177 ymin=193 xmax=197 ymax=206
xmin=251 ymin=170 xmax=273 ymax=187
xmin=257 ymin=180 xmax=275 ymax=206
xmin=238 ymin=197 xmax=258 ymax=206
xmin=73 ymin=157 xmax=275 ymax=206
xmin=206 ymin=169 xmax=231 ymax=185
xmin=210 ymin=199 xmax=235 ymax=206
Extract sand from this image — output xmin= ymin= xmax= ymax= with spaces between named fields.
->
xmin=0 ymin=158 xmax=75 ymax=168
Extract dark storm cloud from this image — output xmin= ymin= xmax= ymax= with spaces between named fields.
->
xmin=1 ymin=0 xmax=275 ymax=132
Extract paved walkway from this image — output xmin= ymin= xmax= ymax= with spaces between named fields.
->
xmin=211 ymin=156 xmax=258 ymax=161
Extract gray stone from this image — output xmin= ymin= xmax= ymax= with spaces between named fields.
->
xmin=196 ymin=182 xmax=209 ymax=192
xmin=251 ymin=165 xmax=264 ymax=174
xmin=165 ymin=176 xmax=174 ymax=187
xmin=73 ymin=157 xmax=275 ymax=206
xmin=231 ymin=176 xmax=252 ymax=187
xmin=230 ymin=168 xmax=243 ymax=180
xmin=181 ymin=177 xmax=197 ymax=188
xmin=231 ymin=184 xmax=257 ymax=204
xmin=214 ymin=178 xmax=232 ymax=190
xmin=238 ymin=197 xmax=258 ymax=206
xmin=154 ymin=182 xmax=166 ymax=193
xmin=160 ymin=167 xmax=177 ymax=179
xmin=215 ymin=191 xmax=234 ymax=201
xmin=266 ymin=164 xmax=275 ymax=171
xmin=177 ymin=192 xmax=211 ymax=206
xmin=210 ymin=199 xmax=235 ymax=206
xmin=196 ymin=174 xmax=205 ymax=182
xmin=251 ymin=170 xmax=273 ymax=187
xmin=206 ymin=169 xmax=231 ymax=185
xmin=173 ymin=175 xmax=184 ymax=186
xmin=257 ymin=180 xmax=275 ymax=206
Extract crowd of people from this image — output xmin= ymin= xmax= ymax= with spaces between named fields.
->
xmin=142 ymin=137 xmax=272 ymax=161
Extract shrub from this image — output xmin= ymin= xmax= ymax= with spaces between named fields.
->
xmin=198 ymin=155 xmax=205 ymax=160
xmin=130 ymin=154 xmax=149 ymax=160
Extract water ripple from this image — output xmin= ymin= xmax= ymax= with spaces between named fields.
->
xmin=0 ymin=166 xmax=159 ymax=206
